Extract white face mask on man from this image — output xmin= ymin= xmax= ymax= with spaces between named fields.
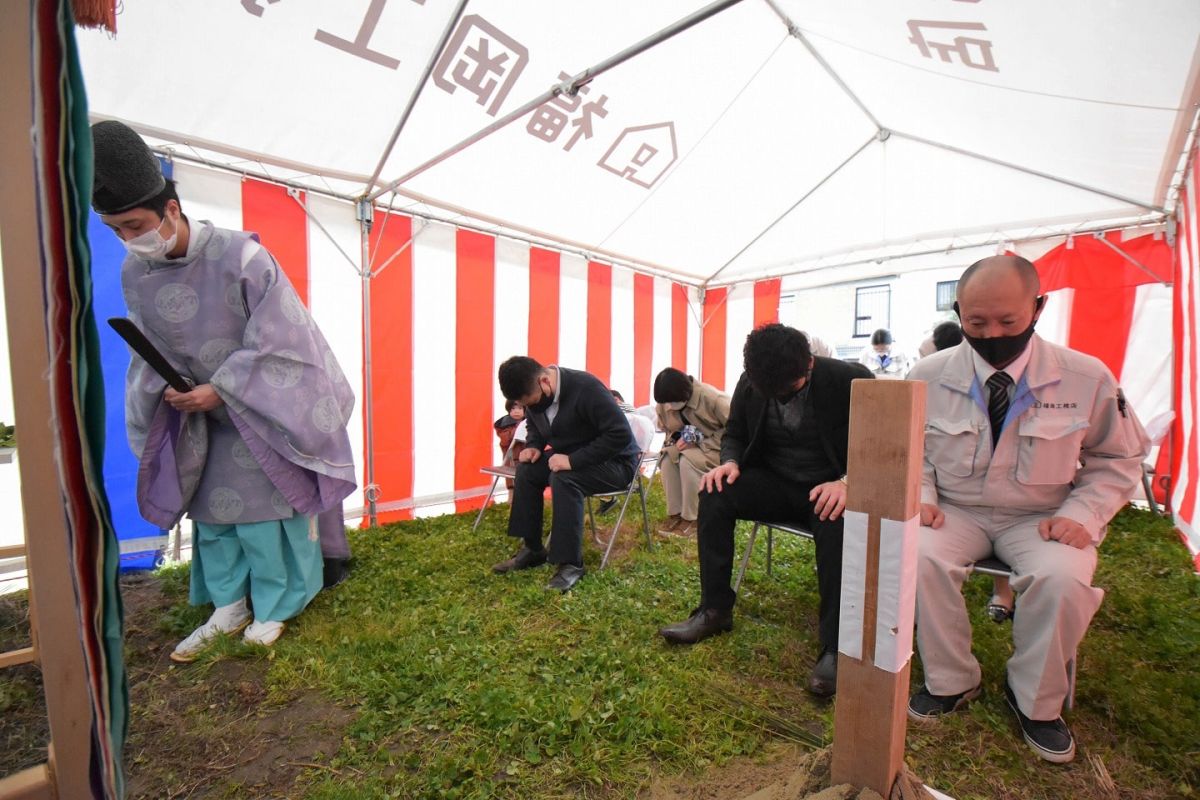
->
xmin=123 ymin=214 xmax=178 ymax=260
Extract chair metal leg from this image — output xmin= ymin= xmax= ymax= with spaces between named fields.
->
xmin=472 ymin=476 xmax=502 ymax=532
xmin=637 ymin=476 xmax=652 ymax=548
xmin=734 ymin=523 xmax=760 ymax=594
xmin=1065 ymin=654 xmax=1077 ymax=711
xmin=766 ymin=528 xmax=774 ymax=576
xmin=601 ymin=489 xmax=635 ymax=569
xmin=1142 ymin=465 xmax=1160 ymax=514
xmin=587 ymin=496 xmax=602 ymax=545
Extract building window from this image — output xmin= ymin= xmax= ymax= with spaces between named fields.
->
xmin=854 ymin=284 xmax=891 ymax=337
xmin=936 ymin=280 xmax=958 ymax=311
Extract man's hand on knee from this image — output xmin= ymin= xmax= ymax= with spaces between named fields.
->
xmin=518 ymin=447 xmax=542 ymax=464
xmin=548 ymin=453 xmax=572 ymax=472
xmin=809 ymin=480 xmax=846 ymax=521
xmin=920 ymin=503 xmax=945 ymax=529
xmin=1038 ymin=516 xmax=1090 ymax=549
xmin=701 ymin=461 xmax=739 ymax=493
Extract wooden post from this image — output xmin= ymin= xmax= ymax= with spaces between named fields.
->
xmin=831 ymin=379 xmax=926 ymax=796
xmin=0 ymin=2 xmax=96 ymax=797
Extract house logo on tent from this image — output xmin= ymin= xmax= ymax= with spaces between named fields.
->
xmin=597 ymin=122 xmax=678 ymax=189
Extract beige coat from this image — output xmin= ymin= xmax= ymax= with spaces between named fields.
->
xmin=908 ymin=335 xmax=1149 ymax=542
xmin=656 ymin=379 xmax=731 ymax=473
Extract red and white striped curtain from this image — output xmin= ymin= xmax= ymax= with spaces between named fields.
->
xmin=1172 ymin=146 xmax=1200 ymax=568
xmin=166 ymin=163 xmax=699 ymax=523
xmin=142 ymin=158 xmax=1198 ymax=552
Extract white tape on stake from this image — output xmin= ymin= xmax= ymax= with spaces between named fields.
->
xmin=837 ymin=508 xmax=868 ymax=661
xmin=874 ymin=512 xmax=921 ymax=673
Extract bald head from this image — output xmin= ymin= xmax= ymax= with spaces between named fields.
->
xmin=957 ymin=255 xmax=1040 ymax=301
xmin=954 ymin=254 xmax=1045 ymax=352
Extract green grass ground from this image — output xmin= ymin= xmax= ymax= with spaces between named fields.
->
xmin=4 ymin=488 xmax=1198 ymax=799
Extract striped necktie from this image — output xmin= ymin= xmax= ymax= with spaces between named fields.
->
xmin=986 ymin=371 xmax=1014 ymax=448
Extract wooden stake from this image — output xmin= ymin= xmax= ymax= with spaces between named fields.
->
xmin=831 ymin=379 xmax=926 ymax=796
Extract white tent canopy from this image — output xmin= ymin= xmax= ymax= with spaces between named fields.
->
xmin=77 ymin=0 xmax=1200 ymax=285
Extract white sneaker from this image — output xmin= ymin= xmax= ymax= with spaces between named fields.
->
xmin=170 ymin=599 xmax=251 ymax=663
xmin=243 ymin=620 xmax=285 ymax=647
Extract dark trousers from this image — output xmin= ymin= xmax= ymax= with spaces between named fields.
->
xmin=696 ymin=467 xmax=845 ymax=651
xmin=506 ymin=452 xmax=637 ymax=567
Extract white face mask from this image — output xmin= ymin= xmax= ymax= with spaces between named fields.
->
xmin=123 ymin=214 xmax=178 ymax=260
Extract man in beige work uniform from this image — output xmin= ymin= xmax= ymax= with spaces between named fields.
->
xmin=905 ymin=255 xmax=1148 ymax=764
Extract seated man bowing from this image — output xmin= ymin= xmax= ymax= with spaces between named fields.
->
xmin=905 ymin=255 xmax=1149 ymax=764
xmin=659 ymin=324 xmax=873 ymax=697
xmin=491 ymin=357 xmax=641 ymax=592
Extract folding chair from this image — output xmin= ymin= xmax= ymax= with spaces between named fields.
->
xmin=1139 ymin=411 xmax=1174 ymax=516
xmin=588 ymin=452 xmax=658 ymax=569
xmin=733 ymin=521 xmax=814 ymax=593
xmin=471 ymin=438 xmax=520 ymax=532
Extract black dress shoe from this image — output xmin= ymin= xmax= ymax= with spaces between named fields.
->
xmin=492 ymin=546 xmax=547 ymax=574
xmin=322 ymin=557 xmax=351 ymax=589
xmin=545 ymin=563 xmax=585 ymax=592
xmin=807 ymin=649 xmax=838 ymax=697
xmin=659 ymin=607 xmax=733 ymax=644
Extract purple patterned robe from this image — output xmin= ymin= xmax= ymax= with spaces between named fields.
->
xmin=121 ymin=221 xmax=356 ymax=527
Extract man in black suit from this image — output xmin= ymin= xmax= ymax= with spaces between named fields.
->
xmin=491 ymin=356 xmax=642 ymax=592
xmin=659 ymin=324 xmax=873 ymax=696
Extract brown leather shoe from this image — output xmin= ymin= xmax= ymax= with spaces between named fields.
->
xmin=659 ymin=607 xmax=733 ymax=644
xmin=491 ymin=546 xmax=547 ymax=574
xmin=657 ymin=515 xmax=683 ymax=535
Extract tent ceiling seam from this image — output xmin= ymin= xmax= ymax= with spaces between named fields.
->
xmin=591 ymin=32 xmax=791 ymax=254
xmin=763 ymin=0 xmax=883 ymax=132
xmin=368 ymin=0 xmax=746 ymax=202
xmin=365 ymin=0 xmax=470 ymax=192
xmin=891 ymin=129 xmax=1166 ymax=214
xmin=703 ymin=134 xmax=877 ymax=285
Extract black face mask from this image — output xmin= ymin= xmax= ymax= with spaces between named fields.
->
xmin=954 ymin=296 xmax=1045 ymax=368
xmin=527 ymin=383 xmax=554 ymax=414
xmin=773 ymin=370 xmax=811 ymax=403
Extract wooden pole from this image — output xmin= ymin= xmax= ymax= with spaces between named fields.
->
xmin=831 ymin=379 xmax=925 ymax=796
xmin=0 ymin=2 xmax=96 ymax=797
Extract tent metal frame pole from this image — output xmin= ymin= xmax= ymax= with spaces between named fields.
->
xmin=1154 ymin=40 xmax=1200 ymax=208
xmin=92 ymin=113 xmax=373 ymax=186
xmin=763 ymin=0 xmax=883 ymax=132
xmin=358 ymin=200 xmax=379 ymax=528
xmin=1096 ymin=234 xmax=1171 ymax=286
xmin=154 ymin=145 xmax=703 ymax=286
xmin=704 ymin=134 xmax=877 ymax=284
xmin=365 ymin=0 xmax=471 ymax=192
xmin=148 ymin=145 xmax=361 ymax=202
xmin=287 ymin=188 xmax=366 ymax=276
xmin=706 ymin=218 xmax=1168 ymax=288
xmin=891 ymin=129 xmax=1166 ymax=214
xmin=368 ymin=0 xmax=746 ymax=202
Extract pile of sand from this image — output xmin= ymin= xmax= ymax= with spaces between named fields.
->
xmin=739 ymin=748 xmax=935 ymax=800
